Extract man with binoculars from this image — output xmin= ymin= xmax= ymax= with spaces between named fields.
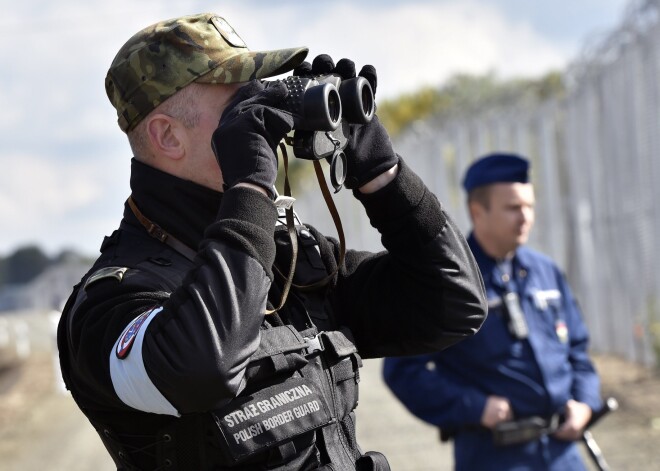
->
xmin=57 ymin=12 xmax=487 ymax=471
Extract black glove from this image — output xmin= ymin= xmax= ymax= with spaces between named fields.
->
xmin=211 ymin=80 xmax=294 ymax=198
xmin=295 ymin=55 xmax=399 ymax=190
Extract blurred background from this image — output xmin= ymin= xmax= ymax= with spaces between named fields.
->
xmin=1 ymin=0 xmax=659 ymax=469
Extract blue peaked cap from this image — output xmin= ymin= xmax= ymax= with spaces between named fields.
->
xmin=462 ymin=153 xmax=530 ymax=192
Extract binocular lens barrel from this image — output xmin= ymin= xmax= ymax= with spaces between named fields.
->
xmin=279 ymin=74 xmax=375 ymax=132
xmin=299 ymin=82 xmax=342 ymax=131
xmin=339 ymin=77 xmax=375 ymax=125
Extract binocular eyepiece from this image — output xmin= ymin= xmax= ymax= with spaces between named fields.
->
xmin=278 ymin=74 xmax=375 ymax=132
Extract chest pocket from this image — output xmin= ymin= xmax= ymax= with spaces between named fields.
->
xmin=211 ymin=325 xmax=362 ymax=465
xmin=242 ymin=325 xmax=310 ymax=387
xmin=530 ymin=289 xmax=562 ymax=311
xmin=212 ymin=326 xmax=329 ymax=464
xmin=527 ymin=289 xmax=568 ymax=345
xmin=242 ymin=326 xmax=362 ymax=420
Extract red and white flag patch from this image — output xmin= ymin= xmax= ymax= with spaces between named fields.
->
xmin=116 ymin=308 xmax=157 ymax=359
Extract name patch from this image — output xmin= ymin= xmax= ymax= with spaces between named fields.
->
xmin=213 ymin=377 xmax=331 ymax=461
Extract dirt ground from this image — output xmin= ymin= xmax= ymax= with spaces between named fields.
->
xmin=582 ymin=355 xmax=660 ymax=470
xmin=0 ymin=352 xmax=659 ymax=470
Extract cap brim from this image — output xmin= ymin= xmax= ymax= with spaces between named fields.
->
xmin=197 ymin=46 xmax=309 ymax=84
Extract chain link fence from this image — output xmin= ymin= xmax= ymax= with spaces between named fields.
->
xmin=295 ymin=0 xmax=660 ymax=366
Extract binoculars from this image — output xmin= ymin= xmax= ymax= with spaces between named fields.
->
xmin=281 ymin=74 xmax=375 ymax=132
xmin=269 ymin=73 xmax=375 ymax=191
xmin=273 ymin=74 xmax=375 ymax=158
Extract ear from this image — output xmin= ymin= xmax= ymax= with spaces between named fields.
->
xmin=145 ymin=114 xmax=186 ymax=161
xmin=468 ymin=200 xmax=485 ymax=223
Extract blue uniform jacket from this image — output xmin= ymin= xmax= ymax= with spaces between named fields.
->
xmin=383 ymin=233 xmax=601 ymax=470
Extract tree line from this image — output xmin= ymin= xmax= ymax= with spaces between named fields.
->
xmin=377 ymin=70 xmax=564 ymax=137
xmin=0 ymin=245 xmax=92 ymax=288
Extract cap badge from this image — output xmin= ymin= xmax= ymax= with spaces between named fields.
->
xmin=211 ymin=16 xmax=247 ymax=48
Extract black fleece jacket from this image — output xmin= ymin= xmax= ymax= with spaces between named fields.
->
xmin=59 ymin=157 xmax=486 ymax=417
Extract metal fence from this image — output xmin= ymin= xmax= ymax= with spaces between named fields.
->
xmin=295 ymin=0 xmax=660 ymax=366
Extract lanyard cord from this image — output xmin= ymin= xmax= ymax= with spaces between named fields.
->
xmin=265 ymin=144 xmax=297 ymax=314
xmin=271 ymin=149 xmax=346 ymax=295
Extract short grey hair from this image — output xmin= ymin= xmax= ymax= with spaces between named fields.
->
xmin=127 ymin=83 xmax=205 ymax=160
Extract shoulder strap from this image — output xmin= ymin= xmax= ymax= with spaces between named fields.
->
xmin=127 ymin=196 xmax=197 ymax=262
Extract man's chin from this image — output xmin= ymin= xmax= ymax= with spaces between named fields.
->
xmin=515 ymin=234 xmax=530 ymax=246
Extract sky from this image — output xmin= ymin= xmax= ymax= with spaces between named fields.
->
xmin=0 ymin=0 xmax=632 ymax=257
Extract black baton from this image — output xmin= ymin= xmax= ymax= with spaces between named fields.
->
xmin=581 ymin=397 xmax=618 ymax=471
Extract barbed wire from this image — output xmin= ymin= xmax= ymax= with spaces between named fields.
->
xmin=565 ymin=0 xmax=660 ymax=89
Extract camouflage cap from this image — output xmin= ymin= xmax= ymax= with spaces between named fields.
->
xmin=106 ymin=13 xmax=309 ymax=132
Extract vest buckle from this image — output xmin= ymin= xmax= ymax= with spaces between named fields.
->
xmin=304 ymin=334 xmax=324 ymax=354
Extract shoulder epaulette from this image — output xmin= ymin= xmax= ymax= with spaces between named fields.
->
xmin=84 ymin=266 xmax=129 ymax=291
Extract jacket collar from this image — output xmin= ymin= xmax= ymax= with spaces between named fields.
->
xmin=124 ymin=158 xmax=223 ymax=251
xmin=467 ymin=232 xmax=531 ymax=287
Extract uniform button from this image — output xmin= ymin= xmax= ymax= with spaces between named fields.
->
xmin=519 ymin=269 xmax=527 ymax=278
xmin=501 ymin=273 xmax=510 ymax=283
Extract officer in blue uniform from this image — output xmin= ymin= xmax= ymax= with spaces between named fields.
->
xmin=383 ymin=153 xmax=602 ymax=471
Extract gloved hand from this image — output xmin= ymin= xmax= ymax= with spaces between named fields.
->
xmin=294 ymin=55 xmax=399 ymax=190
xmin=211 ymin=80 xmax=294 ymax=198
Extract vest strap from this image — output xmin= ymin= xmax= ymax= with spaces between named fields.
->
xmin=127 ymin=196 xmax=197 ymax=262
